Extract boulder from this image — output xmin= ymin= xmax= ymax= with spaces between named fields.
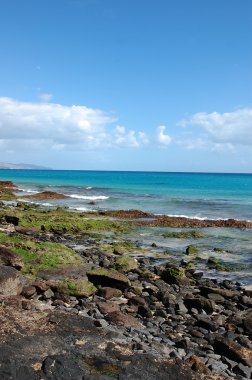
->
xmin=0 ymin=265 xmax=24 ymax=296
xmin=184 ymin=297 xmax=215 ymax=313
xmin=0 ymin=245 xmax=24 ymax=269
xmin=87 ymin=268 xmax=130 ymax=290
xmin=56 ymin=279 xmax=97 ymax=298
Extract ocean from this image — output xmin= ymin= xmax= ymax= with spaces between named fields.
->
xmin=1 ymin=170 xmax=252 ymax=285
xmin=0 ymin=170 xmax=252 ymax=220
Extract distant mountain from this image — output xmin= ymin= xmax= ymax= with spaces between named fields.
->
xmin=0 ymin=162 xmax=52 ymax=170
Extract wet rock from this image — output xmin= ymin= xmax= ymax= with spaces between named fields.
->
xmin=0 ymin=265 xmax=24 ymax=296
xmin=87 ymin=268 xmax=130 ymax=290
xmin=0 ymin=245 xmax=24 ymax=269
xmin=22 ymin=191 xmax=70 ymax=200
xmin=185 ymin=245 xmax=198 ymax=256
xmin=214 ymin=336 xmax=252 ymax=366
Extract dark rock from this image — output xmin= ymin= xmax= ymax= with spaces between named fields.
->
xmin=87 ymin=268 xmax=130 ymax=290
xmin=195 ymin=315 xmax=217 ymax=331
xmin=214 ymin=336 xmax=252 ymax=366
xmin=184 ymin=297 xmax=215 ymax=314
xmin=243 ymin=310 xmax=252 ymax=335
xmin=138 ymin=305 xmax=152 ymax=319
xmin=233 ymin=363 xmax=252 ymax=378
xmin=5 ymin=215 xmax=19 ymax=226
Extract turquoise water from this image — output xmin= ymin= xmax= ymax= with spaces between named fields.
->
xmin=0 ymin=170 xmax=252 ymax=220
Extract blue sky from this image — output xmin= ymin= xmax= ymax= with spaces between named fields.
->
xmin=0 ymin=0 xmax=251 ymax=172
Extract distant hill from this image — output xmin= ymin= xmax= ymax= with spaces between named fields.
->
xmin=0 ymin=162 xmax=52 ymax=170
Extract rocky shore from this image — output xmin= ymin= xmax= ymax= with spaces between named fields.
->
xmin=0 ymin=182 xmax=251 ymax=379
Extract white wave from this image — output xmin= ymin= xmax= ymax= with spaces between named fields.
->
xmin=67 ymin=194 xmax=109 ymax=200
xmin=17 ymin=188 xmax=38 ymax=193
xmin=69 ymin=207 xmax=96 ymax=212
xmin=86 ymin=186 xmax=93 ymax=190
xmin=40 ymin=202 xmax=54 ymax=207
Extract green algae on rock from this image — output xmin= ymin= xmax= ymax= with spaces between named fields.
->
xmin=162 ymin=230 xmax=205 ymax=239
xmin=161 ymin=266 xmax=188 ymax=285
xmin=185 ymin=245 xmax=199 ymax=256
xmin=114 ymin=255 xmax=138 ymax=272
xmin=57 ymin=279 xmax=97 ymax=297
xmin=0 ymin=232 xmax=82 ymax=277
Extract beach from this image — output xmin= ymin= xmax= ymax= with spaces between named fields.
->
xmin=0 ymin=174 xmax=252 ymax=379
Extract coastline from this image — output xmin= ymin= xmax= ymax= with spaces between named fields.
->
xmin=0 ymin=181 xmax=252 ymax=379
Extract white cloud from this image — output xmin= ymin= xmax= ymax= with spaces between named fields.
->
xmin=0 ymin=97 xmax=147 ymax=152
xmin=38 ymin=93 xmax=53 ymax=102
xmin=156 ymin=125 xmax=172 ymax=146
xmin=178 ymin=107 xmax=252 ymax=146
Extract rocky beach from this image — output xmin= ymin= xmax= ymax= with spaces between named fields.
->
xmin=0 ymin=181 xmax=252 ymax=380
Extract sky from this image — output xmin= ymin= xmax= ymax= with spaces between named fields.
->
xmin=0 ymin=0 xmax=251 ymax=172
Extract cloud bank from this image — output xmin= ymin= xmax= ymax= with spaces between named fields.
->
xmin=178 ymin=107 xmax=252 ymax=147
xmin=0 ymin=97 xmax=147 ymax=151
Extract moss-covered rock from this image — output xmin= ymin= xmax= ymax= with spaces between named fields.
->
xmin=87 ymin=268 xmax=130 ymax=290
xmin=114 ymin=255 xmax=138 ymax=272
xmin=161 ymin=266 xmax=188 ymax=285
xmin=185 ymin=245 xmax=199 ymax=256
xmin=0 ymin=232 xmax=82 ymax=277
xmin=207 ymin=256 xmax=228 ymax=271
xmin=57 ymin=279 xmax=97 ymax=297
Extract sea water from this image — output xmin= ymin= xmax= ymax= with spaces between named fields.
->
xmin=0 ymin=170 xmax=252 ymax=220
